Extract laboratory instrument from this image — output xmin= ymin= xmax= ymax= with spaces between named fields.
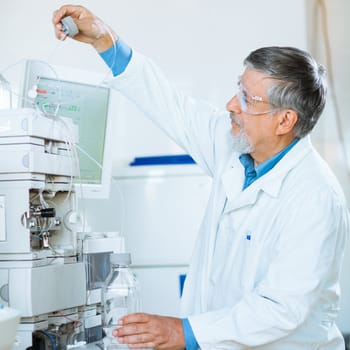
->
xmin=101 ymin=253 xmax=140 ymax=349
xmin=0 ymin=59 xmax=124 ymax=349
xmin=61 ymin=16 xmax=79 ymax=38
xmin=22 ymin=59 xmax=115 ymax=199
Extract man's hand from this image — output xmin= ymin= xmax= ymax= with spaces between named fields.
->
xmin=52 ymin=5 xmax=117 ymax=52
xmin=113 ymin=313 xmax=186 ymax=350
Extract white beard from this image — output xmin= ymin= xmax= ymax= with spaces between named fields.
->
xmin=230 ymin=113 xmax=254 ymax=154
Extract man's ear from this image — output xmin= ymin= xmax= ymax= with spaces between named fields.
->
xmin=276 ymin=109 xmax=298 ymax=135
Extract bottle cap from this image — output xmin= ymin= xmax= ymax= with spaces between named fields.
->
xmin=110 ymin=253 xmax=131 ymax=265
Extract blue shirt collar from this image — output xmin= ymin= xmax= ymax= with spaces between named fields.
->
xmin=239 ymin=138 xmax=299 ymax=190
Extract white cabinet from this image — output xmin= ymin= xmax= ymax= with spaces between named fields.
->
xmin=112 ymin=164 xmax=212 ymax=315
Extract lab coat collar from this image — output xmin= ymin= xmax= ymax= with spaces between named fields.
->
xmin=221 ymin=136 xmax=313 ymax=212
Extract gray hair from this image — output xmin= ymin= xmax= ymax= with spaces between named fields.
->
xmin=244 ymin=47 xmax=327 ymax=138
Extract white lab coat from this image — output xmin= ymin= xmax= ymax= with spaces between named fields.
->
xmin=109 ymin=52 xmax=350 ymax=349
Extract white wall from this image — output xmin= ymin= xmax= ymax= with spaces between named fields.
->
xmin=305 ymin=0 xmax=350 ymax=334
xmin=0 ymin=0 xmax=307 ymax=163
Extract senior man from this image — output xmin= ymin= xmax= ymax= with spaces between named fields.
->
xmin=53 ymin=5 xmax=349 ymax=350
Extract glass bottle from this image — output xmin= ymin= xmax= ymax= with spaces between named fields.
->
xmin=101 ymin=253 xmax=140 ymax=349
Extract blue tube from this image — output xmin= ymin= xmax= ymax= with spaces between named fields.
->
xmin=36 ymin=330 xmax=57 ymax=350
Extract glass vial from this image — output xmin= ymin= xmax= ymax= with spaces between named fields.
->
xmin=101 ymin=253 xmax=140 ymax=349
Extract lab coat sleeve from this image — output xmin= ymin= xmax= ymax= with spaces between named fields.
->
xmin=107 ymin=51 xmax=232 ymax=176
xmin=188 ymin=188 xmax=349 ymax=349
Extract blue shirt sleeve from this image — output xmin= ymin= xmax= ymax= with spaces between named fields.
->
xmin=99 ymin=38 xmax=132 ymax=76
xmin=182 ymin=318 xmax=199 ymax=350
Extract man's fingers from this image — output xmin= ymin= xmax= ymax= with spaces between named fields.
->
xmin=117 ymin=332 xmax=154 ymax=345
xmin=52 ymin=6 xmax=78 ymax=40
xmin=128 ymin=342 xmax=156 ymax=349
xmin=120 ymin=312 xmax=150 ymax=325
xmin=116 ymin=322 xmax=145 ymax=337
xmin=112 ymin=314 xmax=185 ymax=349
xmin=52 ymin=7 xmax=70 ymax=25
xmin=52 ymin=5 xmax=86 ymax=27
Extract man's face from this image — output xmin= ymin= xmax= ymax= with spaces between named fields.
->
xmin=226 ymin=68 xmax=279 ymax=156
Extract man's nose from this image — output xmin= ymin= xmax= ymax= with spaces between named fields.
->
xmin=226 ymin=94 xmax=241 ymax=114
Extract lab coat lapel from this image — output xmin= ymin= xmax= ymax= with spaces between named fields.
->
xmin=221 ymin=155 xmax=262 ymax=213
xmin=222 ymin=137 xmax=313 ymax=214
xmin=221 ymin=156 xmax=244 ymax=203
xmin=224 ymin=181 xmax=262 ymax=213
